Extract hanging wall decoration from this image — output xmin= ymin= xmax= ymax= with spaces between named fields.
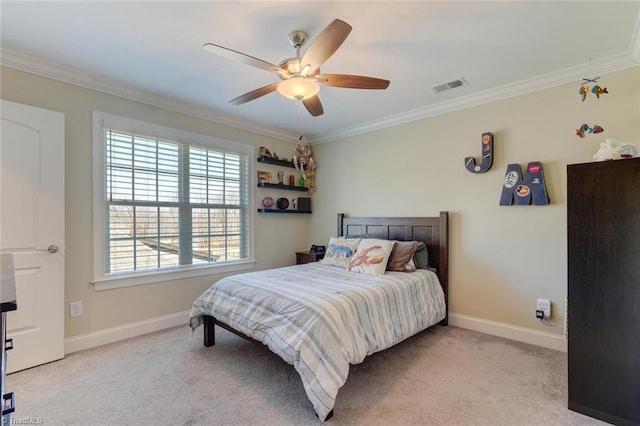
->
xmin=499 ymin=162 xmax=550 ymax=206
xmin=464 ymin=132 xmax=494 ymax=174
xmin=293 ymin=134 xmax=316 ymax=192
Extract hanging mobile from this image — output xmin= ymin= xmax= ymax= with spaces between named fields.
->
xmin=575 ymin=123 xmax=604 ymax=138
xmin=591 ymin=85 xmax=608 ymax=99
xmin=579 ymin=77 xmax=608 ymax=101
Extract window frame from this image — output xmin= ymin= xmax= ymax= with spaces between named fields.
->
xmin=92 ymin=111 xmax=255 ymax=291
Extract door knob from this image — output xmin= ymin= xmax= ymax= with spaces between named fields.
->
xmin=38 ymin=245 xmax=59 ymax=254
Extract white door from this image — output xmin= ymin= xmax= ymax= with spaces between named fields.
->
xmin=0 ymin=100 xmax=65 ymax=372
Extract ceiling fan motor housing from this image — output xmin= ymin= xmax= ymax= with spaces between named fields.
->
xmin=279 ymin=30 xmax=316 ymax=79
xmin=278 ymin=58 xmax=319 ymax=79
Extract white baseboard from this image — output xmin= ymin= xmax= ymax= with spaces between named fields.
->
xmin=65 ymin=310 xmax=191 ymax=354
xmin=449 ymin=313 xmax=567 ymax=352
xmin=64 ymin=310 xmax=566 ymax=355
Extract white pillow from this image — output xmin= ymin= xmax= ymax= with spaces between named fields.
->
xmin=321 ymin=237 xmax=361 ymax=269
xmin=348 ymin=238 xmax=395 ymax=275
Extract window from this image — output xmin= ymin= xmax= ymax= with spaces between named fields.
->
xmin=93 ymin=112 xmax=254 ymax=290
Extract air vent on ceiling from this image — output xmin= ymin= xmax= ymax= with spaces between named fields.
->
xmin=432 ymin=77 xmax=468 ymax=93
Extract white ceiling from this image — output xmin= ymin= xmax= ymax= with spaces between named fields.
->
xmin=1 ymin=1 xmax=639 ymax=143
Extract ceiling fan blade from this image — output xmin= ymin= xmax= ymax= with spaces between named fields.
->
xmin=300 ymin=19 xmax=352 ymax=76
xmin=316 ymin=74 xmax=390 ymax=89
xmin=203 ymin=43 xmax=287 ymax=75
xmin=302 ymin=95 xmax=324 ymax=117
xmin=229 ymin=82 xmax=279 ymax=105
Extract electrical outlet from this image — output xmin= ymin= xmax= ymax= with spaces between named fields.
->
xmin=536 ymin=298 xmax=551 ymax=318
xmin=69 ymin=301 xmax=83 ymax=318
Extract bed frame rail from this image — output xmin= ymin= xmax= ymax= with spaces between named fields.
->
xmin=203 ymin=315 xmax=266 ymax=348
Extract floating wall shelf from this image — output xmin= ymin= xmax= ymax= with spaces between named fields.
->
xmin=257 ymin=182 xmax=308 ymax=192
xmin=257 ymin=156 xmax=296 ymax=168
xmin=257 ymin=209 xmax=312 ymax=214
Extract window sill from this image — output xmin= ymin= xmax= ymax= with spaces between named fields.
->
xmin=92 ymin=260 xmax=256 ymax=291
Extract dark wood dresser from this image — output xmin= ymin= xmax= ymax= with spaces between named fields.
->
xmin=567 ymin=158 xmax=640 ymax=426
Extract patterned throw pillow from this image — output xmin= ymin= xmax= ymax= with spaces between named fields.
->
xmin=348 ymin=238 xmax=396 ymax=275
xmin=320 ymin=237 xmax=361 ymax=269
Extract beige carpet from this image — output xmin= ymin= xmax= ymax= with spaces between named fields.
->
xmin=8 ymin=325 xmax=603 ymax=425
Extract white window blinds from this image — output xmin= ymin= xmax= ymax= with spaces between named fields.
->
xmin=104 ymin=129 xmax=249 ymax=275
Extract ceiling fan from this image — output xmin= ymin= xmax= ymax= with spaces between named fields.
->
xmin=202 ymin=19 xmax=390 ymax=117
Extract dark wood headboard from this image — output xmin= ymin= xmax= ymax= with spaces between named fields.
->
xmin=337 ymin=212 xmax=449 ymax=324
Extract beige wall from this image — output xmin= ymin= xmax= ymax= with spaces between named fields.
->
xmin=2 ymin=65 xmax=638 ymax=341
xmin=1 ymin=66 xmax=310 ymax=338
xmin=309 ymin=66 xmax=640 ymax=335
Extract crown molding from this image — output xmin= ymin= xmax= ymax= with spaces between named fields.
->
xmin=2 ymin=48 xmax=637 ymax=146
xmin=0 ymin=49 xmax=297 ymax=143
xmin=310 ymin=51 xmax=640 ymax=144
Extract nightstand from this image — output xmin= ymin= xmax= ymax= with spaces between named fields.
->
xmin=296 ymin=251 xmax=325 ymax=264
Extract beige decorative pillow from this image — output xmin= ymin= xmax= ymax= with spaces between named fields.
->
xmin=387 ymin=241 xmax=425 ymax=272
xmin=348 ymin=238 xmax=395 ymax=275
xmin=321 ymin=237 xmax=361 ymax=269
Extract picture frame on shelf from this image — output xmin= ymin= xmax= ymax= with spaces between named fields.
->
xmin=257 ymin=171 xmax=273 ymax=183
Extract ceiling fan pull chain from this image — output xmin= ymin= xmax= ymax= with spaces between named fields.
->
xmin=297 ymin=102 xmax=305 ymax=136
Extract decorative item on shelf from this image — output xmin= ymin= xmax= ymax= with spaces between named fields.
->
xmin=259 ymin=146 xmax=272 ymax=158
xmin=277 ymin=170 xmax=284 ymax=184
xmin=262 ymin=196 xmax=275 ymax=208
xmin=292 ymin=198 xmax=297 ymax=209
xmin=593 ymin=139 xmax=639 ymax=161
xmin=257 ymin=171 xmax=273 ymax=183
xmin=289 ymin=175 xmax=295 ymax=186
xmin=575 ymin=123 xmax=604 ymax=138
xmin=293 ymin=134 xmax=316 ymax=192
xmin=276 ymin=197 xmax=289 ymax=210
xmin=297 ymin=197 xmax=311 ymax=212
xmin=464 ymin=132 xmax=494 ymax=174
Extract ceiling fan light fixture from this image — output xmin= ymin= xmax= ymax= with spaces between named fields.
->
xmin=277 ymin=77 xmax=320 ymax=101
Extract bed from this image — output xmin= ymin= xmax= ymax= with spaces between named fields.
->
xmin=189 ymin=212 xmax=449 ymax=420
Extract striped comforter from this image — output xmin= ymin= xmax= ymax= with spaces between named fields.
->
xmin=189 ymin=262 xmax=446 ymax=420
